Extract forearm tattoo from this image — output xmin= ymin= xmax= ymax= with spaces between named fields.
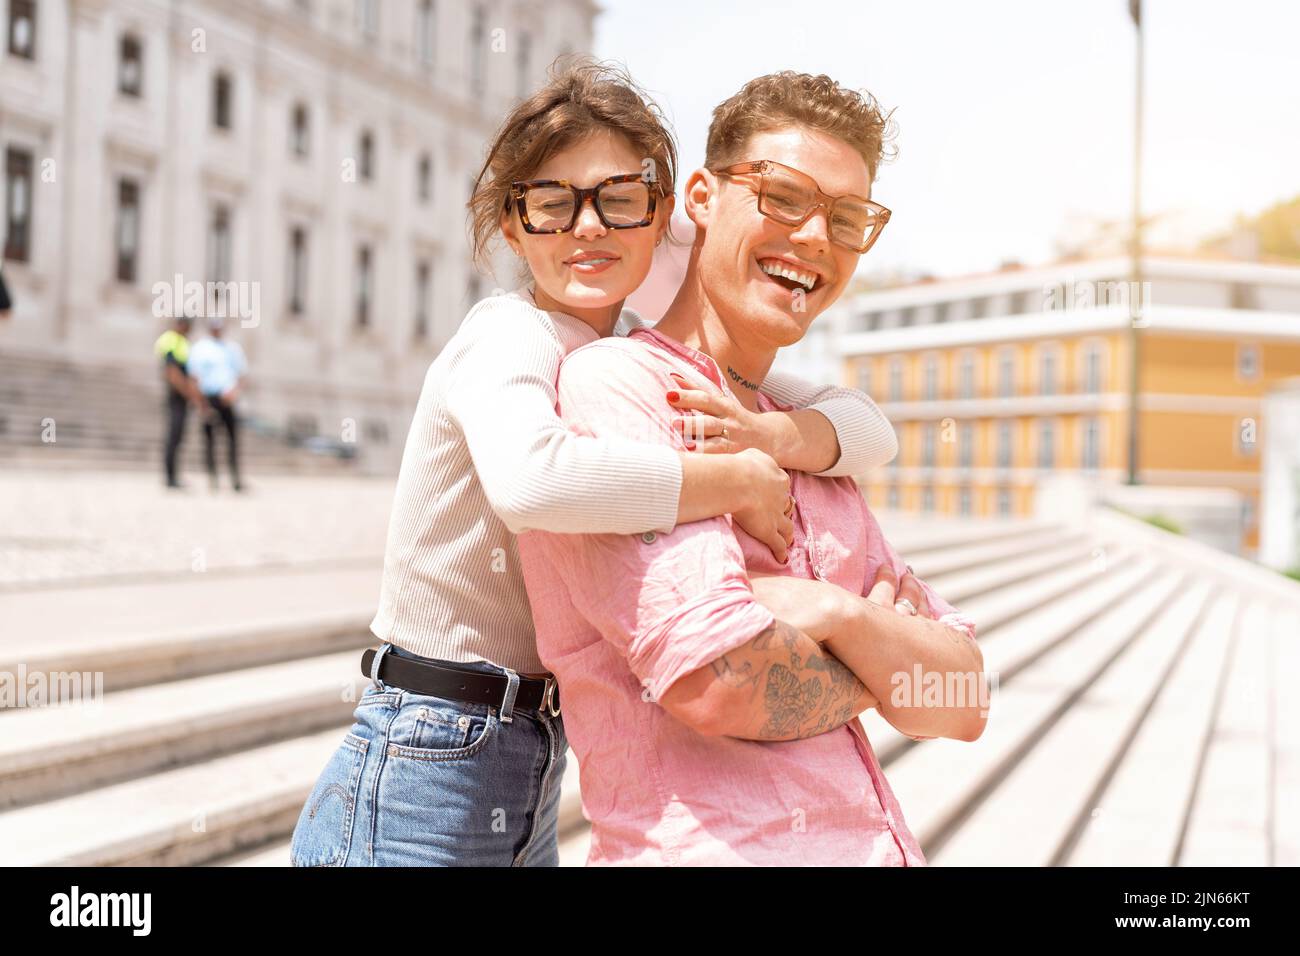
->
xmin=709 ymin=620 xmax=867 ymax=740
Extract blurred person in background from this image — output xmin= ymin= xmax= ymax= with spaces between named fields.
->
xmin=153 ymin=313 xmax=202 ymax=489
xmin=188 ymin=315 xmax=248 ymax=492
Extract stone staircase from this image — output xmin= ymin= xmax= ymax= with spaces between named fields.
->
xmin=0 ymin=349 xmax=362 ymax=475
xmin=0 ymin=510 xmax=1295 ymax=866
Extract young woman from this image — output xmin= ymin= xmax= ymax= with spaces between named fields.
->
xmin=289 ymin=59 xmax=898 ymax=867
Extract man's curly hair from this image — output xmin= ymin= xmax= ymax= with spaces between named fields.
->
xmin=705 ymin=71 xmax=897 ymax=181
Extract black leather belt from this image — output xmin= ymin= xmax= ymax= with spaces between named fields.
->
xmin=361 ymin=647 xmax=560 ymax=717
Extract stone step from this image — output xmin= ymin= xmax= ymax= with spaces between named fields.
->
xmin=0 ymin=566 xmax=380 ymax=692
xmin=0 ymin=726 xmax=346 ymax=865
xmin=931 ymin=580 xmax=1214 ymax=866
xmin=863 ymin=551 xmax=1153 ymax=765
xmin=1065 ymin=594 xmax=1243 ymax=865
xmin=881 ymin=567 xmax=1188 ymax=858
xmin=907 ymin=528 xmax=1088 ymax=580
xmin=0 ymin=649 xmax=367 ymax=809
xmin=1177 ymin=599 xmax=1275 ymax=865
xmin=923 ymin=540 xmax=1106 ymax=607
xmin=877 ymin=517 xmax=1059 ymax=560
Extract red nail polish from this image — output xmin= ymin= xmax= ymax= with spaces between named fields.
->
xmin=685 ymin=440 xmax=696 ymax=450
xmin=666 ymin=391 xmax=680 ymax=402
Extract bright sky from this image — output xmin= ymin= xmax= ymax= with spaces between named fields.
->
xmin=593 ymin=0 xmax=1300 ymax=281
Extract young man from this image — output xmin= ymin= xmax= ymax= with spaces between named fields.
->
xmin=518 ymin=72 xmax=987 ymax=866
xmin=188 ymin=316 xmax=248 ymax=492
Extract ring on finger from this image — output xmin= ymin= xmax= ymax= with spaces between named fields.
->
xmin=894 ymin=597 xmax=917 ymax=615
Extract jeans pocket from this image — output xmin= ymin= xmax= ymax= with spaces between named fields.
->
xmin=385 ymin=696 xmax=496 ymax=762
xmin=290 ymin=732 xmax=369 ymax=867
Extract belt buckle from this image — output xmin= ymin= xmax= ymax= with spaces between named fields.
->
xmin=541 ymin=676 xmax=561 ymax=717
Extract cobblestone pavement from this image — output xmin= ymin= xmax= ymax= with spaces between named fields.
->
xmin=0 ymin=470 xmax=396 ymax=588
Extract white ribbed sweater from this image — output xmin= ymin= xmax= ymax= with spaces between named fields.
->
xmin=369 ymin=288 xmax=898 ymax=673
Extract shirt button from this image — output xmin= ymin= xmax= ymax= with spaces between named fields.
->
xmin=641 ymin=531 xmax=657 ymax=544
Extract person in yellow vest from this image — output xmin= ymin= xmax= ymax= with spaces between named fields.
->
xmin=153 ymin=314 xmax=204 ymax=489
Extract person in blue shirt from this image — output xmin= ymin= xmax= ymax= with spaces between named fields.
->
xmin=188 ymin=316 xmax=248 ymax=492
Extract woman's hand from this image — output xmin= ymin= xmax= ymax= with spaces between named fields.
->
xmin=729 ymin=448 xmax=794 ymax=563
xmin=666 ymin=372 xmax=777 ymax=459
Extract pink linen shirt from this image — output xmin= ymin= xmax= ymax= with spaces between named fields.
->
xmin=518 ymin=327 xmax=976 ymax=866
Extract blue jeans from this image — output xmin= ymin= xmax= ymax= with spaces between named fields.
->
xmin=290 ymin=644 xmax=568 ymax=866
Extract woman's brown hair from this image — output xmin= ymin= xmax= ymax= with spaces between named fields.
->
xmin=468 ymin=57 xmax=678 ymax=270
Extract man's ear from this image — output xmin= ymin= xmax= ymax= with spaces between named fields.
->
xmin=682 ymin=168 xmax=715 ymax=231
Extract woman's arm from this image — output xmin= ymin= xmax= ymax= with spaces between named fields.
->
xmin=442 ymin=296 xmax=791 ymax=554
xmin=667 ymin=370 xmax=898 ymax=476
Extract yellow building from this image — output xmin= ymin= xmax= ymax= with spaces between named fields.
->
xmin=833 ymin=258 xmax=1300 ymax=557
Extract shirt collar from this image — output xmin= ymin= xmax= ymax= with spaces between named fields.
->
xmin=629 ymin=326 xmax=794 ymax=412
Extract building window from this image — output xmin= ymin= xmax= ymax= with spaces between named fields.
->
xmin=3 ymin=147 xmax=33 ymax=262
xmin=863 ymin=312 xmax=880 ymax=331
xmin=959 ymin=352 xmax=976 ymax=398
xmin=889 ymin=357 xmax=905 ymax=402
xmin=1039 ymin=346 xmax=1057 ymax=395
xmin=856 ymin=361 xmax=872 ymax=395
xmin=997 ymin=420 xmax=1013 ymax=468
xmin=7 ymin=0 xmax=34 ymax=59
xmin=887 ymin=484 xmax=901 ymax=510
xmin=115 ymin=178 xmax=140 ymax=283
xmin=359 ymin=130 xmax=374 ymax=181
xmin=959 ymin=421 xmax=974 ymax=469
xmin=933 ymin=301 xmax=949 ymax=324
xmin=899 ymin=306 xmax=915 ymax=327
xmin=1009 ymin=290 xmax=1030 ymax=315
xmin=355 ymin=244 xmax=372 ymax=327
xmin=357 ymin=0 xmax=379 ymax=37
xmin=207 ymin=204 xmax=232 ymax=283
xmin=469 ymin=4 xmax=486 ymax=95
xmin=290 ymin=103 xmax=309 ymax=158
xmin=1230 ymin=283 xmax=1257 ymax=310
xmin=971 ymin=296 xmax=988 ymax=319
xmin=997 ymin=487 xmax=1012 ymax=517
xmin=119 ymin=34 xmax=143 ymax=96
xmin=213 ymin=72 xmax=233 ymax=130
xmin=1081 ymin=417 xmax=1100 ymax=471
xmin=921 ymin=486 xmax=935 ymax=514
xmin=959 ymin=485 xmax=973 ymax=516
xmin=1037 ymin=419 xmax=1055 ymax=469
xmin=417 ymin=154 xmax=432 ymax=202
xmin=287 ymin=226 xmax=308 ymax=316
xmin=414 ymin=259 xmax=431 ymax=339
xmin=416 ymin=0 xmax=435 ymax=65
xmin=1083 ymin=343 xmax=1103 ymax=393
xmin=922 ymin=422 xmax=937 ymax=468
xmin=516 ymin=30 xmax=531 ymax=99
xmin=1237 ymin=343 xmax=1261 ymax=382
xmin=998 ymin=348 xmax=1016 ymax=397
xmin=923 ymin=355 xmax=939 ymax=400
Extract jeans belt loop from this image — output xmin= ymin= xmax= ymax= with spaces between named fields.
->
xmin=499 ymin=667 xmax=520 ymax=724
xmin=369 ymin=642 xmax=392 ymax=690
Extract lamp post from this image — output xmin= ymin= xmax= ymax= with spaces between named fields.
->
xmin=1126 ymin=0 xmax=1144 ymax=485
